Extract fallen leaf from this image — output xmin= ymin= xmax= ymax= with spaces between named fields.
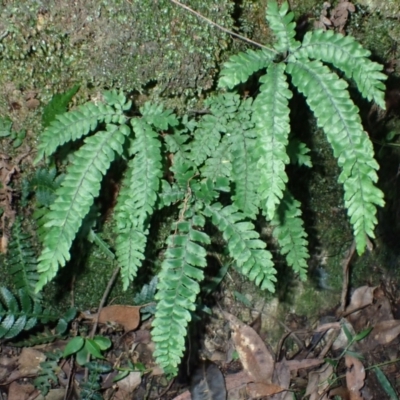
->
xmin=114 ymin=372 xmax=142 ymax=400
xmin=92 ymin=305 xmax=141 ymax=332
xmin=8 ymin=381 xmax=36 ymax=400
xmin=345 ymin=354 xmax=365 ymax=400
xmin=223 ymin=311 xmax=274 ymax=384
xmin=247 ymin=382 xmax=284 ymax=398
xmin=369 ymin=320 xmax=400 ymax=346
xmin=18 ymin=348 xmax=46 ymax=375
xmin=190 ymin=361 xmax=226 ymax=400
xmin=305 ymin=363 xmax=333 ymax=400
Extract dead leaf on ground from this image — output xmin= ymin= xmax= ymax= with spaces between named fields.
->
xmin=366 ymin=320 xmax=400 ymax=348
xmin=247 ymin=382 xmax=284 ymax=398
xmin=190 ymin=361 xmax=226 ymax=400
xmin=88 ymin=305 xmax=141 ymax=332
xmin=7 ymin=381 xmax=36 ymax=400
xmin=305 ymin=363 xmax=333 ymax=400
xmin=223 ymin=311 xmax=275 ymax=384
xmin=345 ymin=354 xmax=365 ymax=400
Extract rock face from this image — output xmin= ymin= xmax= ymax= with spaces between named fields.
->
xmin=356 ymin=0 xmax=400 ymax=17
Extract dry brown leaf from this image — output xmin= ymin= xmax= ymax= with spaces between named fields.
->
xmin=94 ymin=305 xmax=141 ymax=332
xmin=18 ymin=348 xmax=46 ymax=375
xmin=8 ymin=381 xmax=36 ymax=400
xmin=285 ymin=358 xmax=325 ymax=371
xmin=305 ymin=363 xmax=333 ymax=400
xmin=345 ymin=286 xmax=377 ymax=315
xmin=223 ymin=311 xmax=274 ymax=384
xmin=114 ymin=372 xmax=142 ymax=400
xmin=369 ymin=320 xmax=400 ymax=346
xmin=247 ymin=382 xmax=284 ymax=398
xmin=345 ymin=354 xmax=365 ymax=400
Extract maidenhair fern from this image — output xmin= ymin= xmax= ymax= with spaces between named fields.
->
xmin=33 ymin=0 xmax=386 ymax=375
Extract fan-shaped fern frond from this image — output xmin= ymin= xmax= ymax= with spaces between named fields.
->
xmin=286 ymin=58 xmax=384 ymax=253
xmin=158 ymin=180 xmax=186 ymax=208
xmin=253 ymin=63 xmax=292 ymax=221
xmin=204 ymin=203 xmax=276 ymax=291
xmin=141 ymin=102 xmax=179 ymax=130
xmin=218 ymin=48 xmax=276 ymax=89
xmin=272 ymin=192 xmax=309 ymax=280
xmin=152 ymin=215 xmax=210 ymax=375
xmin=296 ymin=30 xmax=386 ymax=108
xmin=200 ymin=135 xmax=231 ymax=182
xmin=35 ymin=102 xmax=127 ymax=162
xmin=7 ymin=218 xmax=40 ymax=299
xmin=266 ymin=0 xmax=300 ymax=53
xmin=35 ymin=124 xmax=130 ymax=292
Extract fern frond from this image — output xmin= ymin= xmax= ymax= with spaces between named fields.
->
xmin=0 ymin=287 xmax=58 ymax=340
xmin=204 ymin=203 xmax=277 ymax=291
xmin=36 ymin=124 xmax=130 ymax=292
xmin=35 ymin=102 xmax=127 ymax=162
xmin=115 ymin=226 xmax=148 ymax=290
xmin=30 ymin=168 xmax=64 ymax=207
xmin=152 ymin=215 xmax=210 ymax=375
xmin=229 ymin=98 xmax=259 ymax=218
xmin=253 ymin=63 xmax=292 ymax=220
xmin=7 ymin=218 xmax=40 ymax=298
xmin=287 ymin=58 xmax=384 ymax=253
xmin=140 ymin=102 xmax=179 ymax=130
xmin=266 ymin=0 xmax=300 ymax=53
xmin=102 ymin=90 xmax=132 ymax=111
xmin=200 ymin=135 xmax=231 ymax=181
xmin=287 ymin=138 xmax=312 ymax=167
xmin=218 ymin=48 xmax=276 ymax=89
xmin=158 ymin=180 xmax=186 ymax=208
xmin=271 ymin=192 xmax=309 ymax=280
xmin=297 ymin=30 xmax=386 ymax=108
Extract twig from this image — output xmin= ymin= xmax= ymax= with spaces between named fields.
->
xmin=84 ymin=265 xmax=120 ymax=381
xmin=169 ymin=0 xmax=277 ymax=53
xmin=340 ymin=240 xmax=356 ymax=313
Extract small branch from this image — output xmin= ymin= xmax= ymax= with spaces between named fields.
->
xmin=169 ymin=0 xmax=276 ymax=53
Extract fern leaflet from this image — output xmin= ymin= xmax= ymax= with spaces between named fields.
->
xmin=152 ymin=215 xmax=210 ymax=375
xmin=272 ymin=192 xmax=309 ymax=280
xmin=253 ymin=63 xmax=292 ymax=220
xmin=286 ymin=58 xmax=384 ymax=253
xmin=204 ymin=203 xmax=277 ymax=291
xmin=36 ymin=124 xmax=130 ymax=292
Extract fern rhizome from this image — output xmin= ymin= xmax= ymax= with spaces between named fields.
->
xmin=33 ymin=1 xmax=386 ymax=374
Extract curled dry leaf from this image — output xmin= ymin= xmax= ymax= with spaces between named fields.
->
xmin=345 ymin=354 xmax=365 ymax=400
xmin=222 ymin=311 xmax=275 ymax=384
xmin=190 ymin=361 xmax=226 ymax=400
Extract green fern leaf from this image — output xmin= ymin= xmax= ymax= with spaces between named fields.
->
xmin=272 ymin=192 xmax=309 ymax=280
xmin=7 ymin=218 xmax=40 ymax=298
xmin=102 ymin=90 xmax=132 ymax=111
xmin=287 ymin=58 xmax=384 ymax=253
xmin=42 ymin=84 xmax=80 ymax=128
xmin=158 ymin=180 xmax=186 ymax=208
xmin=35 ymin=124 xmax=130 ymax=292
xmin=218 ymin=48 xmax=276 ymax=89
xmin=35 ymin=101 xmax=127 ymax=162
xmin=115 ymin=226 xmax=148 ymax=290
xmin=287 ymin=138 xmax=312 ymax=167
xmin=152 ymin=215 xmax=210 ymax=375
xmin=229 ymin=98 xmax=259 ymax=218
xmin=140 ymin=102 xmax=179 ymax=130
xmin=200 ymin=135 xmax=231 ymax=181
xmin=204 ymin=203 xmax=277 ymax=291
xmin=266 ymin=0 xmax=300 ymax=53
xmin=253 ymin=63 xmax=292 ymax=220
xmin=296 ymin=30 xmax=386 ymax=108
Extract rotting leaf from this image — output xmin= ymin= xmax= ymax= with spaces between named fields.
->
xmin=305 ymin=363 xmax=333 ymax=400
xmin=246 ymin=382 xmax=284 ymax=399
xmin=222 ymin=311 xmax=275 ymax=384
xmin=345 ymin=354 xmax=365 ymax=400
xmin=190 ymin=361 xmax=226 ymax=400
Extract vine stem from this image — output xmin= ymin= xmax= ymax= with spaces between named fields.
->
xmin=169 ymin=0 xmax=277 ymax=53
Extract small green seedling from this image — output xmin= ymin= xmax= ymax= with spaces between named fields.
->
xmin=63 ymin=335 xmax=112 ymax=366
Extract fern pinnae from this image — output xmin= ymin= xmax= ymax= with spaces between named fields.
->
xmin=296 ymin=30 xmax=386 ymax=108
xmin=253 ymin=63 xmax=292 ymax=221
xmin=218 ymin=48 xmax=276 ymax=89
xmin=35 ymin=124 xmax=130 ymax=292
xmin=152 ymin=214 xmax=210 ymax=375
xmin=286 ymin=58 xmax=384 ymax=253
xmin=266 ymin=0 xmax=300 ymax=53
xmin=229 ymin=98 xmax=259 ymax=218
xmin=204 ymin=203 xmax=277 ymax=292
xmin=272 ymin=192 xmax=309 ymax=280
xmin=35 ymin=102 xmax=126 ymax=163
